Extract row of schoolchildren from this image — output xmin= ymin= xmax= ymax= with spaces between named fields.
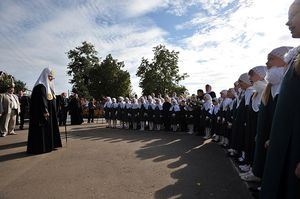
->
xmin=103 ymin=93 xmax=228 ymax=136
xmin=204 ymin=2 xmax=300 ymax=198
xmin=210 ymin=46 xmax=294 ymax=197
xmin=103 ymin=45 xmax=296 ymax=196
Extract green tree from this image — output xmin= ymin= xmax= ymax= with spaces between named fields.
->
xmin=89 ymin=54 xmax=131 ymax=99
xmin=66 ymin=41 xmax=100 ymax=97
xmin=14 ymin=80 xmax=27 ymax=93
xmin=136 ymin=44 xmax=188 ymax=96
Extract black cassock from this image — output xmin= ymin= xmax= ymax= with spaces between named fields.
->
xmin=27 ymin=84 xmax=62 ymax=154
xmin=69 ymin=97 xmax=83 ymax=125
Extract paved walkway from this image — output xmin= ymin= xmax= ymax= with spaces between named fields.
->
xmin=0 ymin=122 xmax=252 ymax=199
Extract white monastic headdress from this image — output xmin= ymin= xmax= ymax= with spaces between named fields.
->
xmin=34 ymin=67 xmax=56 ymax=100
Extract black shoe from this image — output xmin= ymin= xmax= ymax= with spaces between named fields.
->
xmin=19 ymin=126 xmax=24 ymax=130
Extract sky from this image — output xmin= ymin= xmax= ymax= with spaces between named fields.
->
xmin=0 ymin=0 xmax=297 ymax=97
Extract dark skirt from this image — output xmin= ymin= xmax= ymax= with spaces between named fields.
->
xmin=252 ymin=96 xmax=277 ymax=178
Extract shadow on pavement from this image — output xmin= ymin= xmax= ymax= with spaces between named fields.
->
xmin=0 ymin=141 xmax=27 ymax=151
xmin=68 ymin=125 xmax=252 ymax=199
xmin=0 ymin=151 xmax=30 ymax=163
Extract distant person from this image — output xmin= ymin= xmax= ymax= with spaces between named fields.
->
xmin=162 ymin=96 xmax=172 ymax=131
xmin=18 ymin=90 xmax=30 ymax=130
xmin=0 ymin=83 xmax=20 ymax=137
xmin=68 ymin=92 xmax=83 ymax=125
xmin=205 ymin=84 xmax=216 ymax=99
xmin=27 ymin=67 xmax=62 ymax=154
xmin=196 ymin=89 xmax=204 ymax=101
xmin=57 ymin=92 xmax=68 ymax=126
xmin=88 ymin=98 xmax=96 ymax=123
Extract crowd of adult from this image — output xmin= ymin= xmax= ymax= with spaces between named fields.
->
xmin=0 ymin=84 xmax=102 ymax=138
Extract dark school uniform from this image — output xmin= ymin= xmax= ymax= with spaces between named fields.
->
xmin=153 ymin=105 xmax=163 ymax=125
xmin=260 ymin=61 xmax=300 ymax=199
xmin=252 ymin=93 xmax=277 ymax=178
xmin=244 ymin=93 xmax=258 ymax=166
xmin=179 ymin=104 xmax=187 ymax=132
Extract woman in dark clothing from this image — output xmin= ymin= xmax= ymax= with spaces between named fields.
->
xmin=162 ymin=96 xmax=171 ymax=131
xmin=68 ymin=93 xmax=83 ymax=125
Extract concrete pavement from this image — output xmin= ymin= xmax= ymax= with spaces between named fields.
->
xmin=0 ymin=122 xmax=253 ymax=199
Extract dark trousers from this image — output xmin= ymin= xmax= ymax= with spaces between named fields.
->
xmin=88 ymin=109 xmax=94 ymax=123
xmin=59 ymin=108 xmax=67 ymax=126
xmin=19 ymin=110 xmax=25 ymax=129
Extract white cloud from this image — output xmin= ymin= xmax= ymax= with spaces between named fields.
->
xmin=125 ymin=0 xmax=167 ymax=17
xmin=172 ymin=0 xmax=296 ymax=94
xmin=0 ymin=0 xmax=297 ymax=97
xmin=0 ymin=1 xmax=168 ymax=95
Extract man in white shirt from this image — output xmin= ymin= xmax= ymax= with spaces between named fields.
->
xmin=0 ymin=84 xmax=20 ymax=137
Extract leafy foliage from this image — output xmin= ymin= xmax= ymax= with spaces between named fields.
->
xmin=0 ymin=72 xmax=27 ymax=93
xmin=89 ymin=54 xmax=131 ymax=99
xmin=67 ymin=42 xmax=131 ymax=99
xmin=136 ymin=44 xmax=188 ymax=96
xmin=67 ymin=41 xmax=100 ymax=98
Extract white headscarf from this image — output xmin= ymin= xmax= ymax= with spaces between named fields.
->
xmin=269 ymin=46 xmax=293 ymax=62
xmin=238 ymin=73 xmax=252 ymax=85
xmin=34 ymin=67 xmax=56 ymax=100
xmin=203 ymin=94 xmax=213 ymax=111
xmin=104 ymin=97 xmax=112 ymax=108
xmin=266 ymin=67 xmax=287 ymax=98
xmin=131 ymin=98 xmax=139 ymax=109
xmin=245 ymin=87 xmax=255 ymax=106
xmin=284 ymin=46 xmax=299 ymax=64
xmin=148 ymin=98 xmax=156 ymax=109
xmin=221 ymin=98 xmax=233 ymax=111
xmin=169 ymin=98 xmax=180 ymax=111
xmin=250 ymin=66 xmax=267 ymax=78
xmin=252 ymin=80 xmax=267 ymax=112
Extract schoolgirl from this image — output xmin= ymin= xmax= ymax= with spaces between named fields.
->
xmin=103 ymin=97 xmax=112 ymax=128
xmin=153 ymin=98 xmax=163 ymax=131
xmin=147 ymin=97 xmax=156 ymax=131
xmin=123 ymin=97 xmax=132 ymax=129
xmin=240 ymin=66 xmax=267 ymax=174
xmin=111 ymin=98 xmax=118 ymax=128
xmin=169 ymin=98 xmax=180 ymax=132
xmin=131 ymin=98 xmax=139 ymax=130
xmin=260 ymin=5 xmax=300 ymax=196
xmin=117 ymin=97 xmax=125 ymax=128
xmin=201 ymin=94 xmax=213 ymax=138
xmin=208 ymin=97 xmax=220 ymax=139
xmin=139 ymin=97 xmax=148 ymax=131
xmin=230 ymin=73 xmax=254 ymax=165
